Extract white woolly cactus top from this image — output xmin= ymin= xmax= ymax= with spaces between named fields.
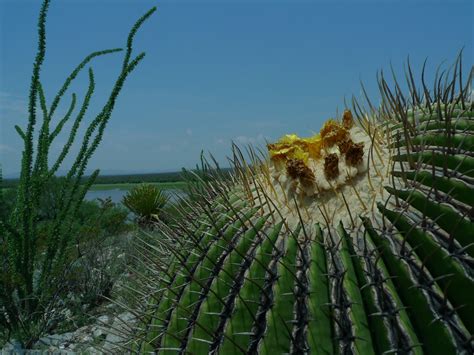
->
xmin=264 ymin=110 xmax=392 ymax=229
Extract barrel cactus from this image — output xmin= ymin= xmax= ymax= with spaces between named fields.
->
xmin=123 ymin=55 xmax=473 ymax=354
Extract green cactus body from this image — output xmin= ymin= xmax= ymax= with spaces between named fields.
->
xmin=220 ymin=221 xmax=284 ymax=353
xmin=259 ymin=225 xmax=300 ymax=354
xmin=129 ymin=56 xmax=473 ymax=354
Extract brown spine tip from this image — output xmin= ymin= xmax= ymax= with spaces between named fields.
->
xmin=342 ymin=109 xmax=354 ymax=129
xmin=345 ymin=142 xmax=365 ymax=166
xmin=324 ymin=153 xmax=339 ymax=180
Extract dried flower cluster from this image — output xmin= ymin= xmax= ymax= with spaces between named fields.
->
xmin=320 ymin=119 xmax=349 ymax=148
xmin=324 ymin=153 xmax=339 ymax=180
xmin=337 ymin=137 xmax=353 ymax=154
xmin=286 ymin=158 xmax=316 ymax=186
xmin=346 ymin=142 xmax=365 ymax=166
xmin=267 ymin=109 xmax=365 ymax=192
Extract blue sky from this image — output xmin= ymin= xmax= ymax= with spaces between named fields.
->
xmin=0 ymin=0 xmax=472 ymax=177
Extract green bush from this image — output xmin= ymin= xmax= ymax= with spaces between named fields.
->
xmin=61 ymin=206 xmax=131 ymax=329
xmin=75 ymin=198 xmax=130 ymax=239
xmin=0 ymin=0 xmax=154 ymax=347
xmin=122 ymin=184 xmax=169 ymax=226
xmin=1 ymin=179 xmax=131 ymax=344
xmin=1 ymin=177 xmax=130 ymax=245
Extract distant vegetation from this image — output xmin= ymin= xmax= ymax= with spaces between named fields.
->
xmin=1 ymin=171 xmax=183 ymax=189
xmin=92 ymin=171 xmax=184 ymax=184
xmin=88 ymin=181 xmax=186 ymax=191
xmin=3 ymin=169 xmax=234 ymax=190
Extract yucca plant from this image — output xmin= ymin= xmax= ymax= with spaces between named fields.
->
xmin=114 ymin=52 xmax=473 ymax=355
xmin=122 ymin=184 xmax=170 ymax=226
xmin=0 ymin=0 xmax=155 ymax=347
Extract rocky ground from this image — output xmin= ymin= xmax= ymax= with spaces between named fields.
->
xmin=2 ymin=306 xmax=135 ymax=354
xmin=1 ymin=237 xmax=140 ymax=354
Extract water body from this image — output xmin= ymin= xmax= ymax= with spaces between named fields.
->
xmin=85 ymin=188 xmax=186 ymax=204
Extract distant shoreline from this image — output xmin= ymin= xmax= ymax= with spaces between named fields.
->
xmin=1 ymin=171 xmax=184 ymax=188
xmin=89 ymin=181 xmax=186 ymax=191
xmin=2 ymin=168 xmax=233 ymax=189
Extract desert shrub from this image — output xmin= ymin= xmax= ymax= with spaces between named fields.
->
xmin=0 ymin=176 xmax=130 ymax=249
xmin=122 ymin=184 xmax=169 ymax=226
xmin=26 ymin=177 xmax=130 ymax=255
xmin=74 ymin=198 xmax=130 ymax=241
xmin=60 ymin=230 xmax=131 ymax=327
xmin=52 ymin=196 xmax=131 ymax=331
xmin=1 ymin=177 xmax=131 ymax=341
xmin=0 ymin=0 xmax=155 ymax=347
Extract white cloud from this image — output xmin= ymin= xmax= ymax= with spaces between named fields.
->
xmin=0 ymin=91 xmax=28 ymax=116
xmin=0 ymin=144 xmax=14 ymax=152
xmin=234 ymin=136 xmax=252 ymax=144
xmin=250 ymin=120 xmax=284 ymax=129
xmin=159 ymin=144 xmax=173 ymax=152
xmin=234 ymin=133 xmax=267 ymax=145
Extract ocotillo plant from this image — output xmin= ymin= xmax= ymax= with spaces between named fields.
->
xmin=0 ymin=0 xmax=155 ymax=346
xmin=119 ymin=54 xmax=473 ymax=354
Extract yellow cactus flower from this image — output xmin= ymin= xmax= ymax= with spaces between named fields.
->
xmin=268 ymin=145 xmax=294 ymax=161
xmin=290 ymin=146 xmax=309 ymax=164
xmin=268 ymin=121 xmax=348 ymax=164
xmin=277 ymin=134 xmax=301 ymax=146
xmin=303 ymin=134 xmax=322 ymax=159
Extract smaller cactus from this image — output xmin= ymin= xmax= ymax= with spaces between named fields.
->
xmin=122 ymin=184 xmax=169 ymax=226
